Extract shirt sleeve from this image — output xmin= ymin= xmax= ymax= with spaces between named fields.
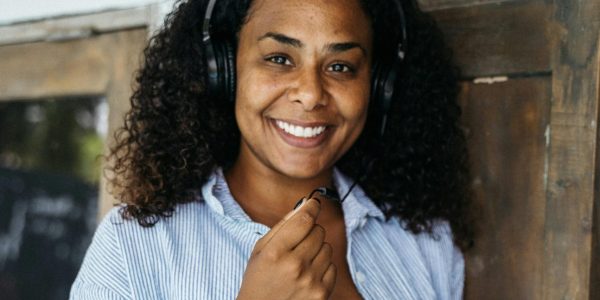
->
xmin=70 ymin=209 xmax=131 ymax=300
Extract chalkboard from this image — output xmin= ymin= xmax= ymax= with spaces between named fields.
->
xmin=0 ymin=167 xmax=97 ymax=300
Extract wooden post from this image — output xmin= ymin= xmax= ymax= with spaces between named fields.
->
xmin=543 ymin=0 xmax=600 ymax=299
xmin=98 ymin=29 xmax=147 ymax=220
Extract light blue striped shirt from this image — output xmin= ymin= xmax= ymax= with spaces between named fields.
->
xmin=70 ymin=168 xmax=464 ymax=299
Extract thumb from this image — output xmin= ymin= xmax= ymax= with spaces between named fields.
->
xmin=253 ymin=197 xmax=308 ymax=253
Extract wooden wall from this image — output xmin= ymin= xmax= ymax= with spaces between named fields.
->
xmin=0 ymin=29 xmax=148 ymax=221
xmin=424 ymin=0 xmax=600 ymax=299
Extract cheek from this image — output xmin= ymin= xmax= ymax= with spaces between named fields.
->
xmin=336 ymin=71 xmax=371 ymax=125
xmin=234 ymin=71 xmax=287 ymax=138
xmin=339 ymin=89 xmax=370 ymax=128
xmin=236 ymin=70 xmax=283 ymax=111
xmin=235 ymin=78 xmax=262 ymax=122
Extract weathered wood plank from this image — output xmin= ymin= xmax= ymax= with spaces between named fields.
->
xmin=0 ymin=29 xmax=146 ymax=220
xmin=543 ymin=0 xmax=600 ymax=298
xmin=0 ymin=36 xmax=112 ymax=101
xmin=97 ymin=30 xmax=147 ymax=220
xmin=0 ymin=3 xmax=174 ymax=46
xmin=593 ymin=176 xmax=600 ymax=299
xmin=458 ymin=77 xmax=550 ymax=300
xmin=430 ymin=1 xmax=551 ymax=78
xmin=0 ymin=7 xmax=150 ymax=46
xmin=418 ymin=0 xmax=516 ymax=11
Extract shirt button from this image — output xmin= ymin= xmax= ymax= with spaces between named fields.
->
xmin=356 ymin=271 xmax=366 ymax=283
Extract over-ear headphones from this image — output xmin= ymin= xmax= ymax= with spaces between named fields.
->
xmin=202 ymin=0 xmax=408 ymax=138
xmin=202 ymin=0 xmax=236 ymax=103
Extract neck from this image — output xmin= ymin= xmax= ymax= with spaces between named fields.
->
xmin=224 ymin=154 xmax=343 ymax=228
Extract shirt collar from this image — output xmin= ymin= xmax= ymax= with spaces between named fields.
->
xmin=201 ymin=167 xmax=252 ymax=222
xmin=200 ymin=169 xmax=224 ymax=215
xmin=201 ymin=167 xmax=386 ymax=226
xmin=332 ymin=168 xmax=386 ymax=228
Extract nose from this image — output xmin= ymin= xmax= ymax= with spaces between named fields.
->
xmin=287 ymin=66 xmax=327 ymax=111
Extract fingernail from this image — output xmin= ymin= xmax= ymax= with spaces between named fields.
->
xmin=293 ymin=198 xmax=305 ymax=210
xmin=284 ymin=198 xmax=306 ymax=221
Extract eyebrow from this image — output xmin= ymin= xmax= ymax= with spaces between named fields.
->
xmin=258 ymin=32 xmax=303 ymax=48
xmin=257 ymin=31 xmax=367 ymax=56
xmin=326 ymin=42 xmax=366 ymax=56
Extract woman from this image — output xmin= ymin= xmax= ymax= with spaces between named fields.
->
xmin=71 ymin=0 xmax=473 ymax=299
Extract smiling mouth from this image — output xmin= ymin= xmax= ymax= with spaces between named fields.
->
xmin=274 ymin=120 xmax=327 ymax=138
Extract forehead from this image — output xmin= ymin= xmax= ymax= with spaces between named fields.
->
xmin=243 ymin=0 xmax=372 ymax=45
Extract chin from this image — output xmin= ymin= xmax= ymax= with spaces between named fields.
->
xmin=275 ymin=161 xmax=331 ymax=180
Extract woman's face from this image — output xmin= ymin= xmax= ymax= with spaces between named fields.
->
xmin=235 ymin=0 xmax=373 ymax=179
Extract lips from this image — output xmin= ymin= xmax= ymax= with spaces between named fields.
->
xmin=270 ymin=118 xmax=332 ymax=148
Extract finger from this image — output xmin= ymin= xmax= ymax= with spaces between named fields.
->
xmin=253 ymin=197 xmax=306 ymax=253
xmin=322 ymin=263 xmax=337 ymax=293
xmin=255 ymin=198 xmax=321 ymax=253
xmin=311 ymin=242 xmax=333 ymax=277
xmin=269 ymin=198 xmax=322 ymax=252
xmin=291 ymin=224 xmax=326 ymax=262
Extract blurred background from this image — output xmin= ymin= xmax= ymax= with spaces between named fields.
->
xmin=0 ymin=1 xmax=174 ymax=298
xmin=0 ymin=0 xmax=598 ymax=299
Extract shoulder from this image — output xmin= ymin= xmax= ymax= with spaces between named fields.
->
xmin=375 ymin=216 xmax=463 ymax=275
xmin=91 ymin=201 xmax=214 ymax=257
xmin=71 ymin=201 xmax=215 ymax=298
xmin=97 ymin=201 xmax=210 ymax=238
xmin=88 ymin=206 xmax=156 ymax=247
xmin=402 ymin=219 xmax=462 ymax=269
xmin=413 ymin=220 xmax=457 ymax=253
xmin=363 ymin=217 xmax=464 ymax=299
xmin=70 ymin=207 xmax=134 ymax=299
xmin=71 ymin=202 xmax=211 ymax=296
xmin=410 ymin=220 xmax=465 ymax=299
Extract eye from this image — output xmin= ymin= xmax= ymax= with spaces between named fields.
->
xmin=328 ymin=63 xmax=354 ymax=73
xmin=265 ymin=55 xmax=292 ymax=66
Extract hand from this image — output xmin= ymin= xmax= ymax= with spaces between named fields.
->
xmin=237 ymin=198 xmax=337 ymax=300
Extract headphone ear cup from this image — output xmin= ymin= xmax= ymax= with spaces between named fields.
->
xmin=370 ymin=61 xmax=396 ymax=137
xmin=205 ymin=39 xmax=220 ymax=98
xmin=205 ymin=39 xmax=236 ymax=103
xmin=220 ymin=41 xmax=236 ymax=103
xmin=371 ymin=62 xmax=389 ymax=106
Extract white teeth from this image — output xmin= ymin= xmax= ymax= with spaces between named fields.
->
xmin=303 ymin=127 xmax=311 ymax=137
xmin=275 ymin=120 xmax=326 ymax=138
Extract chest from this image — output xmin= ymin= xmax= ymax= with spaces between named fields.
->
xmin=128 ymin=213 xmax=437 ymax=299
xmin=154 ymin=225 xmax=364 ymax=299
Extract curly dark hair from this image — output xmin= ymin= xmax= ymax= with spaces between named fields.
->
xmin=108 ymin=0 xmax=474 ymax=251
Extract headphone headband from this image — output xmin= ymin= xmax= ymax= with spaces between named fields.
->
xmin=202 ymin=0 xmax=407 ymax=60
xmin=203 ymin=0 xmax=218 ymax=42
xmin=394 ymin=0 xmax=408 ymax=60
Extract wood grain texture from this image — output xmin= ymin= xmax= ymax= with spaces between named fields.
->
xmin=97 ymin=29 xmax=147 ymax=220
xmin=543 ymin=0 xmax=600 ymax=299
xmin=0 ymin=7 xmax=150 ymax=46
xmin=0 ymin=37 xmax=111 ymax=101
xmin=593 ymin=170 xmax=600 ymax=299
xmin=430 ymin=1 xmax=551 ymax=78
xmin=418 ymin=0 xmax=515 ymax=11
xmin=458 ymin=77 xmax=550 ymax=300
xmin=0 ymin=29 xmax=146 ymax=221
xmin=0 ymin=3 xmax=172 ymax=47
